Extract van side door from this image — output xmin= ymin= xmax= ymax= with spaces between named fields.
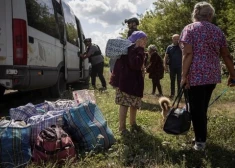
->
xmin=61 ymin=1 xmax=80 ymax=84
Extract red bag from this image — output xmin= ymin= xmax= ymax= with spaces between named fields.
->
xmin=32 ymin=125 xmax=76 ymax=163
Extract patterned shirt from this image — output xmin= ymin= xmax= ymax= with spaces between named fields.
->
xmin=180 ymin=21 xmax=227 ymax=86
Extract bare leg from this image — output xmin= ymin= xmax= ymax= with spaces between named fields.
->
xmin=130 ymin=106 xmax=137 ymax=125
xmin=119 ymin=105 xmax=128 ymax=131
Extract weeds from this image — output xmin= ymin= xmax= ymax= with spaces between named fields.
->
xmin=26 ymin=66 xmax=235 ymax=168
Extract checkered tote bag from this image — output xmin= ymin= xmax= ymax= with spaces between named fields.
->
xmin=64 ymin=101 xmax=115 ymax=151
xmin=105 ymin=38 xmax=133 ymax=58
xmin=0 ymin=119 xmax=31 ymax=168
xmin=9 ymin=102 xmax=54 ymax=122
xmin=27 ymin=110 xmax=66 ymax=147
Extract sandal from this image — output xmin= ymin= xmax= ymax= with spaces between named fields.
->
xmin=130 ymin=124 xmax=142 ymax=133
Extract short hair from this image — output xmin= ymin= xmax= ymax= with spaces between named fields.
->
xmin=84 ymin=38 xmax=92 ymax=43
xmin=172 ymin=34 xmax=179 ymax=39
xmin=192 ymin=2 xmax=215 ymax=22
xmin=147 ymin=44 xmax=157 ymax=51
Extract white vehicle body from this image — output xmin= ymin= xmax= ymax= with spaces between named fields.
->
xmin=0 ymin=0 xmax=90 ymax=97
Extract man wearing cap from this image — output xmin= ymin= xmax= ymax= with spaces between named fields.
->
xmin=125 ymin=17 xmax=139 ymax=38
xmin=82 ymin=38 xmax=107 ymax=90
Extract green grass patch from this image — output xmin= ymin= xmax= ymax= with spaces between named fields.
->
xmin=27 ymin=67 xmax=235 ymax=168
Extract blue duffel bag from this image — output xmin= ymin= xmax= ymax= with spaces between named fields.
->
xmin=64 ymin=101 xmax=115 ymax=151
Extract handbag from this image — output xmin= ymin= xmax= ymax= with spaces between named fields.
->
xmin=32 ymin=125 xmax=76 ymax=163
xmin=163 ymin=87 xmax=191 ymax=135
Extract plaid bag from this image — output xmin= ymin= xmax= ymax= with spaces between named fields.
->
xmin=105 ymin=38 xmax=133 ymax=58
xmin=9 ymin=102 xmax=54 ymax=122
xmin=28 ymin=110 xmax=65 ymax=147
xmin=45 ymin=99 xmax=77 ymax=110
xmin=0 ymin=119 xmax=31 ymax=168
xmin=64 ymin=101 xmax=115 ymax=151
xmin=72 ymin=89 xmax=96 ymax=105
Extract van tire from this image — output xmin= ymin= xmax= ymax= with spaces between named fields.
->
xmin=0 ymin=86 xmax=5 ymax=98
xmin=50 ymin=72 xmax=66 ymax=98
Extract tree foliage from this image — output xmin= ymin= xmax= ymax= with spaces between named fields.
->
xmin=138 ymin=0 xmax=235 ymax=56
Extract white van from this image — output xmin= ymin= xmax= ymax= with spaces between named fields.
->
xmin=0 ymin=0 xmax=90 ymax=98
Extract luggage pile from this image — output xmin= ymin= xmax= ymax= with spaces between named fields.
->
xmin=0 ymin=89 xmax=115 ymax=168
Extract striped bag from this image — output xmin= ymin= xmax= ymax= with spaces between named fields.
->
xmin=9 ymin=102 xmax=54 ymax=122
xmin=105 ymin=38 xmax=133 ymax=58
xmin=0 ymin=119 xmax=31 ymax=168
xmin=64 ymin=101 xmax=115 ymax=151
xmin=27 ymin=110 xmax=65 ymax=147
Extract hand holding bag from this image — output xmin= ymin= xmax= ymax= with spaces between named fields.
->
xmin=163 ymin=87 xmax=191 ymax=135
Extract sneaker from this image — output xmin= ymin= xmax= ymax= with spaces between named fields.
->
xmin=92 ymin=85 xmax=97 ymax=90
xmin=192 ymin=138 xmax=195 ymax=144
xmin=156 ymin=94 xmax=163 ymax=97
xmin=193 ymin=142 xmax=206 ymax=151
xmin=130 ymin=124 xmax=142 ymax=133
xmin=169 ymin=95 xmax=174 ymax=99
xmin=99 ymin=87 xmax=107 ymax=92
xmin=120 ymin=129 xmax=130 ymax=136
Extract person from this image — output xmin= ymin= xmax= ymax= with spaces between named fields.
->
xmin=124 ymin=17 xmax=139 ymax=38
xmin=81 ymin=38 xmax=107 ymax=90
xmin=144 ymin=52 xmax=149 ymax=67
xmin=164 ymin=34 xmax=182 ymax=98
xmin=179 ymin=1 xmax=235 ymax=151
xmin=109 ymin=31 xmax=147 ymax=135
xmin=146 ymin=44 xmax=164 ymax=96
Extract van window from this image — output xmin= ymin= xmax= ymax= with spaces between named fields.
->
xmin=26 ymin=0 xmax=59 ymax=39
xmin=62 ymin=2 xmax=79 ymax=46
xmin=52 ymin=0 xmax=65 ymax=43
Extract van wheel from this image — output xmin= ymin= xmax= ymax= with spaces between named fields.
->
xmin=50 ymin=72 xmax=66 ymax=98
xmin=0 ymin=86 xmax=5 ymax=98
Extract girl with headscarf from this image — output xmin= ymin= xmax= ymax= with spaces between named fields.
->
xmin=110 ymin=31 xmax=147 ymax=135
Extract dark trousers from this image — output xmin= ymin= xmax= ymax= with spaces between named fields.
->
xmin=169 ymin=67 xmax=182 ymax=96
xmin=152 ymin=78 xmax=162 ymax=95
xmin=91 ymin=62 xmax=106 ymax=88
xmin=188 ymin=84 xmax=216 ymax=142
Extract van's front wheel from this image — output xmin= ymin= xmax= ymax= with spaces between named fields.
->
xmin=50 ymin=72 xmax=66 ymax=98
xmin=0 ymin=86 xmax=5 ymax=99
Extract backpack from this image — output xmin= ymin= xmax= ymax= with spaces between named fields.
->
xmin=32 ymin=125 xmax=76 ymax=163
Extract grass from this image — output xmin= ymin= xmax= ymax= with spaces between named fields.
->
xmin=26 ymin=62 xmax=235 ymax=168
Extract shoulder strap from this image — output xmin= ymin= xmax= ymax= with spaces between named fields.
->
xmin=172 ymin=86 xmax=184 ymax=108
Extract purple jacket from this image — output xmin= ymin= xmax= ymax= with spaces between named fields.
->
xmin=109 ymin=45 xmax=145 ymax=98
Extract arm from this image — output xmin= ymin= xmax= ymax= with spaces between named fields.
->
xmin=164 ymin=54 xmax=169 ymax=71
xmin=82 ymin=46 xmax=95 ymax=59
xmin=181 ymin=43 xmax=193 ymax=89
xmin=220 ymin=47 xmax=235 ymax=86
xmin=146 ymin=54 xmax=156 ymax=73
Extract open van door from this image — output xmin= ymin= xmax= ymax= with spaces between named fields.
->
xmin=61 ymin=1 xmax=80 ymax=84
xmin=75 ymin=17 xmax=90 ymax=84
